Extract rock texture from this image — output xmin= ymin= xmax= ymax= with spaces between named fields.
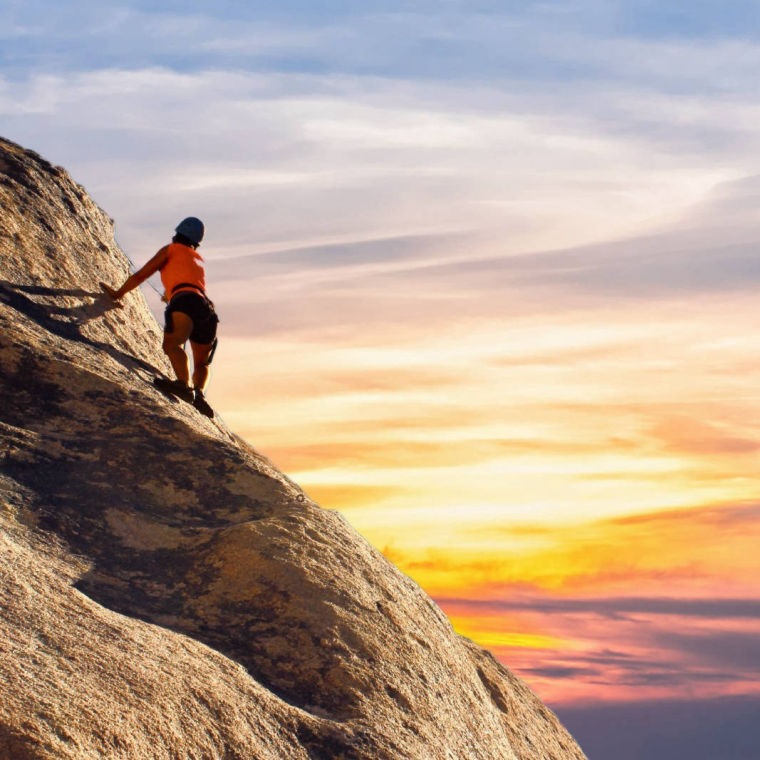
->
xmin=0 ymin=136 xmax=587 ymax=760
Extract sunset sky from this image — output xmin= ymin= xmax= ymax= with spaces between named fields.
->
xmin=4 ymin=2 xmax=760 ymax=757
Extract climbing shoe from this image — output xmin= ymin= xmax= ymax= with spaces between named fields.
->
xmin=153 ymin=377 xmax=194 ymax=403
xmin=193 ymin=388 xmax=215 ymax=418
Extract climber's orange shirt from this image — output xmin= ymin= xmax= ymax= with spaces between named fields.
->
xmin=159 ymin=243 xmax=206 ymax=298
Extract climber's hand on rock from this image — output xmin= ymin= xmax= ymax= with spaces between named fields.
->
xmin=100 ymin=282 xmax=124 ymax=305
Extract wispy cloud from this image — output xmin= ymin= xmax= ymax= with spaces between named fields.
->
xmin=438 ymin=595 xmax=760 ymax=620
xmin=439 ymin=578 xmax=760 ymax=704
xmin=5 ymin=3 xmax=759 ymax=257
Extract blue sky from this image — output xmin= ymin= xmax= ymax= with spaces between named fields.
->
xmin=4 ymin=3 xmax=760 ymax=759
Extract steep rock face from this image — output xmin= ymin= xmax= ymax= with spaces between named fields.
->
xmin=0 ymin=137 xmax=587 ymax=760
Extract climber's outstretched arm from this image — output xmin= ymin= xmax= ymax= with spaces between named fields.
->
xmin=102 ymin=247 xmax=169 ymax=300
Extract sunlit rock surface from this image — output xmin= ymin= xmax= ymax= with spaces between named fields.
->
xmin=0 ymin=136 xmax=587 ymax=759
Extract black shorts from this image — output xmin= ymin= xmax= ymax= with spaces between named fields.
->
xmin=164 ymin=291 xmax=219 ymax=345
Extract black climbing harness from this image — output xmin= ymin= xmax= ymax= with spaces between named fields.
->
xmin=170 ymin=282 xmax=206 ymax=298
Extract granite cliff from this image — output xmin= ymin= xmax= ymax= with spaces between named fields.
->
xmin=0 ymin=136 xmax=587 ymax=760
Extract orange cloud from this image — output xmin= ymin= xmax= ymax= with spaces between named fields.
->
xmin=383 ymin=500 xmax=760 ymax=599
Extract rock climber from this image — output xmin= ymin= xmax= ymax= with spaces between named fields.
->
xmin=102 ymin=216 xmax=218 ymax=418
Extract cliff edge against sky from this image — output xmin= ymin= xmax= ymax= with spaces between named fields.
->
xmin=0 ymin=136 xmax=586 ymax=760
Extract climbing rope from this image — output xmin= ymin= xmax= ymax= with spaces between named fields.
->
xmin=114 ymin=233 xmax=165 ymax=301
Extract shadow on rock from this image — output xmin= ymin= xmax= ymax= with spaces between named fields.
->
xmin=0 ymin=280 xmax=161 ymax=377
